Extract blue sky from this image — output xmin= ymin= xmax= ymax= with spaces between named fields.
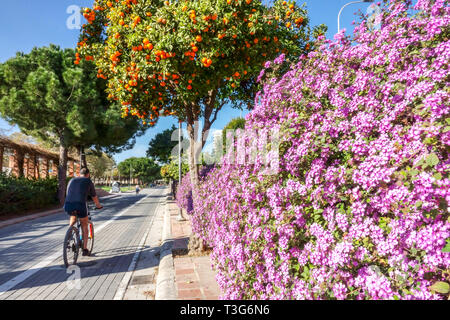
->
xmin=0 ymin=0 xmax=375 ymax=164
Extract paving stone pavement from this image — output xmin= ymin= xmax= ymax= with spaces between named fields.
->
xmin=0 ymin=187 xmax=168 ymax=300
xmin=169 ymin=201 xmax=222 ymax=300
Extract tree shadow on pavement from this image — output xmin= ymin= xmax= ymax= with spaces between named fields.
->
xmin=0 ymin=244 xmax=162 ymax=296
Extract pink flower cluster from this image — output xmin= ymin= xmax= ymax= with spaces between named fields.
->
xmin=189 ymin=0 xmax=450 ymax=300
xmin=176 ymin=165 xmax=215 ymax=215
xmin=176 ymin=173 xmax=194 ymax=214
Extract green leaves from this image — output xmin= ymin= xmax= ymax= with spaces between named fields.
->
xmin=442 ymin=239 xmax=450 ymax=253
xmin=300 ymin=264 xmax=310 ymax=279
xmin=429 ymin=281 xmax=449 ymax=294
xmin=433 ymin=172 xmax=442 ymax=180
xmin=425 ymin=153 xmax=439 ymax=167
xmin=79 ymin=0 xmax=320 ymax=126
xmin=0 ymin=173 xmax=58 ymax=216
xmin=378 ymin=217 xmax=391 ymax=233
xmin=118 ymin=157 xmax=161 ymax=184
xmin=415 ymin=153 xmax=440 ymax=170
xmin=0 ymin=46 xmax=146 ymax=153
xmin=146 ymin=124 xmax=179 ymax=164
xmin=161 ymin=158 xmax=190 ymax=182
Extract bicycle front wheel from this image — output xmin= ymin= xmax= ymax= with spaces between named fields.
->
xmin=63 ymin=226 xmax=79 ymax=268
xmin=87 ymin=222 xmax=94 ymax=255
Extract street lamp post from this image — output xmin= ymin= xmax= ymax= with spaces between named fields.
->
xmin=177 ymin=120 xmax=186 ymax=221
xmin=338 ymin=0 xmax=374 ymax=33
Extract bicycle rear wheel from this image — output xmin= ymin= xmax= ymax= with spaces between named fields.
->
xmin=86 ymin=222 xmax=94 ymax=255
xmin=63 ymin=226 xmax=80 ymax=268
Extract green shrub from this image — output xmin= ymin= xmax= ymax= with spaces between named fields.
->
xmin=0 ymin=173 xmax=59 ymax=216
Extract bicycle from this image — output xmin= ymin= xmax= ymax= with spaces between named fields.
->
xmin=63 ymin=205 xmax=98 ymax=268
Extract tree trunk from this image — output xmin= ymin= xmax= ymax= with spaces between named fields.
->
xmin=0 ymin=146 xmax=4 ymax=173
xmin=186 ymin=121 xmax=200 ymax=189
xmin=185 ymin=109 xmax=212 ymax=254
xmin=13 ymin=149 xmax=25 ymax=178
xmin=171 ymin=179 xmax=178 ymax=198
xmin=58 ymin=136 xmax=68 ymax=205
xmin=79 ymin=146 xmax=87 ymax=169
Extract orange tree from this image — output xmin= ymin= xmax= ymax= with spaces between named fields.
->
xmin=77 ymin=0 xmax=326 ymax=187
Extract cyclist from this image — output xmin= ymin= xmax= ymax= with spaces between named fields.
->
xmin=64 ymin=167 xmax=103 ymax=256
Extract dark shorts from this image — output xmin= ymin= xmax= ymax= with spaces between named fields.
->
xmin=64 ymin=202 xmax=88 ymax=219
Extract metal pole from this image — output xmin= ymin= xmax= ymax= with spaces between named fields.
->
xmin=177 ymin=120 xmax=185 ymax=221
xmin=338 ymin=0 xmax=373 ymax=33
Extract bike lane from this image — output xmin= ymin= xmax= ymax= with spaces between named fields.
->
xmin=0 ymin=187 xmax=168 ymax=300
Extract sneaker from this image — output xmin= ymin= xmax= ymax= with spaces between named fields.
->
xmin=82 ymin=249 xmax=90 ymax=256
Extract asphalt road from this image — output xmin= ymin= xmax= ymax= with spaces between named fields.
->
xmin=0 ymin=187 xmax=167 ymax=300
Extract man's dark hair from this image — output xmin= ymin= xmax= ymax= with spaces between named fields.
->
xmin=80 ymin=167 xmax=90 ymax=176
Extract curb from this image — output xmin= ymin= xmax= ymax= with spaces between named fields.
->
xmin=155 ymin=195 xmax=177 ymax=300
xmin=0 ymin=194 xmax=120 ymax=230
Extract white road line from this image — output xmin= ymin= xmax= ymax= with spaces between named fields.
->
xmin=113 ymin=201 xmax=161 ymax=300
xmin=95 ymin=190 xmax=155 ymax=234
xmin=0 ymin=191 xmax=157 ymax=299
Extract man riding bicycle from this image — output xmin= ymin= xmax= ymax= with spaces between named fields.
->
xmin=64 ymin=168 xmax=103 ymax=257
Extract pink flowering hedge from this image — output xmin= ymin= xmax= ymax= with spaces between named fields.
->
xmin=176 ymin=165 xmax=215 ymax=215
xmin=176 ymin=173 xmax=195 ymax=214
xmin=189 ymin=0 xmax=450 ymax=300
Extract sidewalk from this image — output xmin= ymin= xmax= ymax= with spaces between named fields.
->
xmin=168 ymin=200 xmax=221 ymax=300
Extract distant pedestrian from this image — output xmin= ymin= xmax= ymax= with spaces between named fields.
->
xmin=135 ymin=184 xmax=140 ymax=195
